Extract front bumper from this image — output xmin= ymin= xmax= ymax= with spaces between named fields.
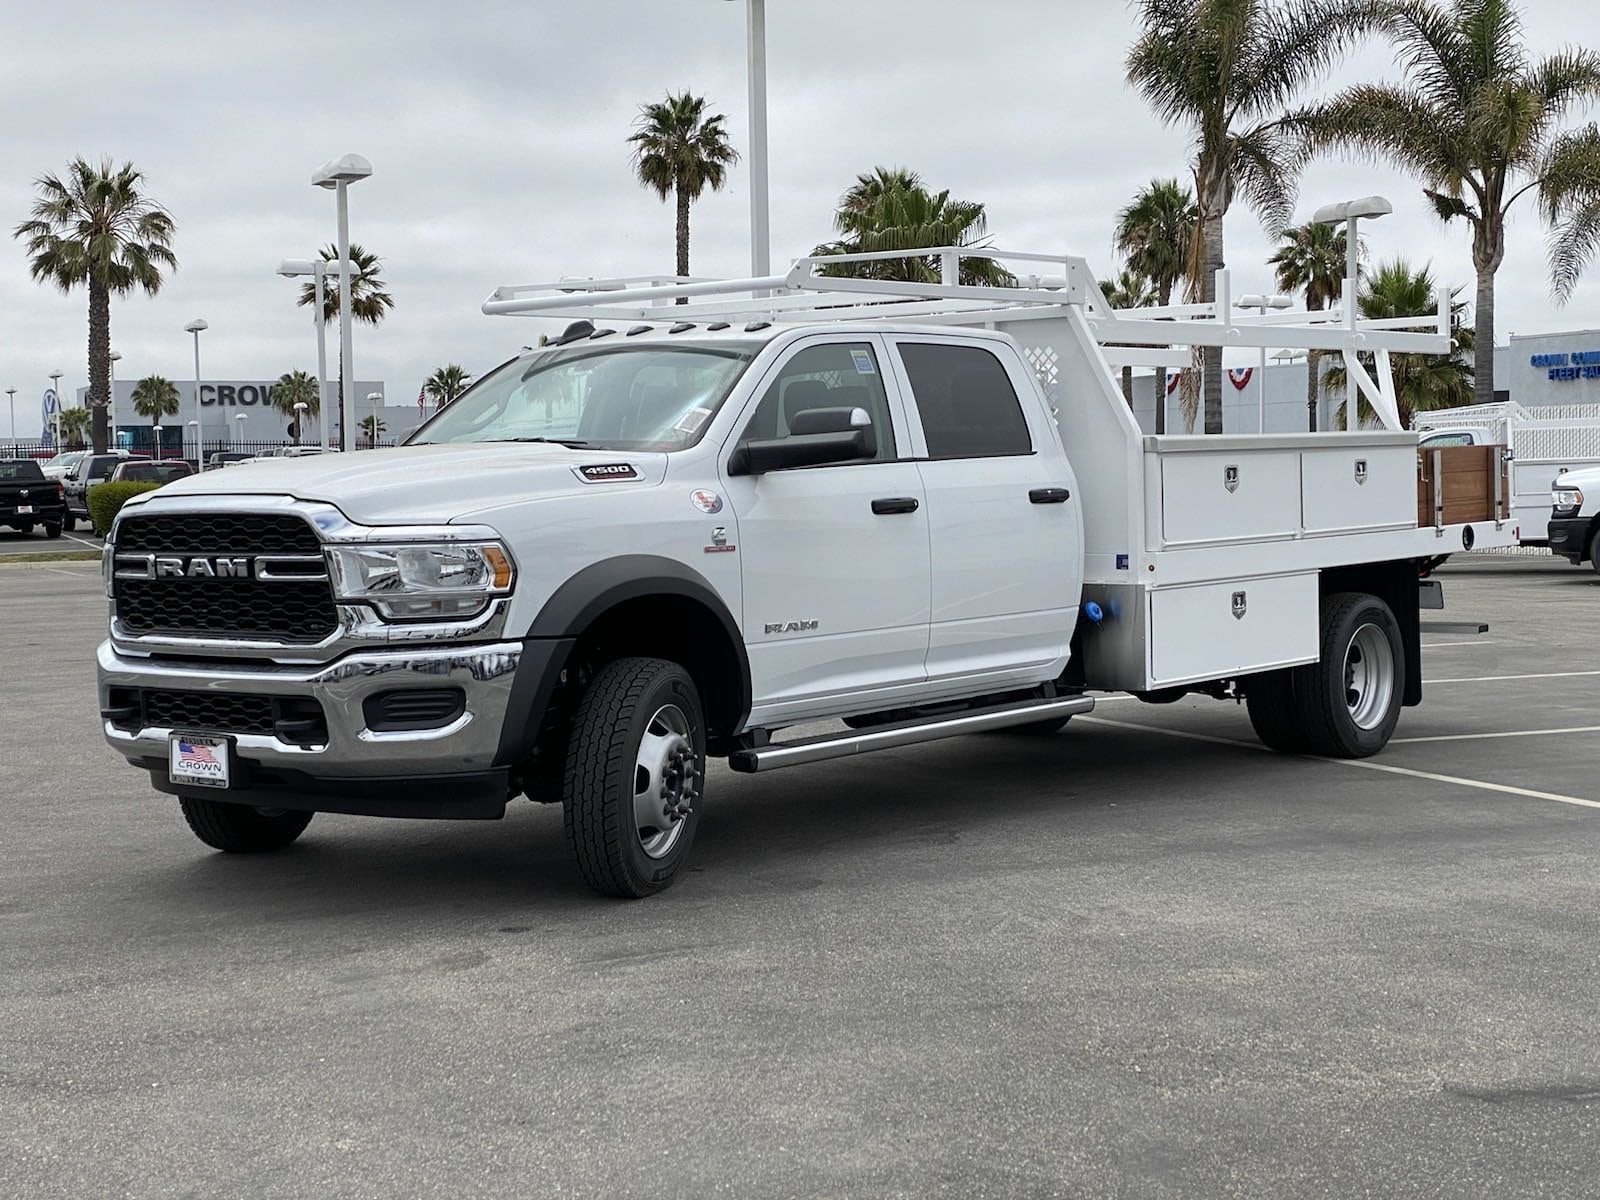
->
xmin=98 ymin=639 xmax=525 ymax=814
xmin=1548 ymin=516 xmax=1591 ymax=561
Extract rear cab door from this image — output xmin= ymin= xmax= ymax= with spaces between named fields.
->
xmin=882 ymin=334 xmax=1081 ymax=688
xmin=719 ymin=333 xmax=932 ymax=725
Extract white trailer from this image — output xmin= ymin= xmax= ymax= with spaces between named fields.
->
xmin=1414 ymin=401 xmax=1600 ymax=545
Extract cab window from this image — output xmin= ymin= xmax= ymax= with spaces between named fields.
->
xmin=735 ymin=342 xmax=896 ymax=461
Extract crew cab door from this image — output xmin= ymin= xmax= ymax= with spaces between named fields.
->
xmin=884 ymin=336 xmax=1080 ymax=687
xmin=720 ymin=335 xmax=931 ymax=725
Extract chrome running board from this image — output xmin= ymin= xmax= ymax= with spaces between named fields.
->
xmin=728 ymin=695 xmax=1096 ymax=774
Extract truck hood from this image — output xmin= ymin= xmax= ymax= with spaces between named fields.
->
xmin=1554 ymin=463 xmax=1600 ymax=491
xmin=145 ymin=443 xmax=665 ymax=524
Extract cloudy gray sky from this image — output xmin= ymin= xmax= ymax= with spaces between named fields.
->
xmin=4 ymin=0 xmax=1599 ymax=434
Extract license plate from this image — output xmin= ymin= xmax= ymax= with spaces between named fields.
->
xmin=16 ymin=505 xmax=32 ymax=515
xmin=169 ymin=734 xmax=230 ymax=789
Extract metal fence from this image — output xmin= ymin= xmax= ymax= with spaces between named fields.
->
xmin=1 ymin=436 xmax=401 ymax=463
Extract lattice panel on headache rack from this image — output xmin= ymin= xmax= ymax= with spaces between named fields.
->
xmin=1023 ymin=345 xmax=1061 ymax=417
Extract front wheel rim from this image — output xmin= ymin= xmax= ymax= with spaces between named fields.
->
xmin=631 ymin=703 xmax=698 ymax=859
xmin=1344 ymin=623 xmax=1395 ymax=731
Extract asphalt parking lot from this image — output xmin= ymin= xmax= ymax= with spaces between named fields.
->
xmin=0 ymin=525 xmax=102 ymax=558
xmin=3 ymin=553 xmax=1598 ymax=1199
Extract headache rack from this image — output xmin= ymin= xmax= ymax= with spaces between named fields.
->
xmin=483 ymin=245 xmax=1453 ymax=434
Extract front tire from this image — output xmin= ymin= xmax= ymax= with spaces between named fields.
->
xmin=43 ymin=522 xmax=62 ymax=539
xmin=1588 ymin=526 xmax=1600 ymax=577
xmin=179 ymin=798 xmax=313 ymax=852
xmin=62 ymin=512 xmax=76 ymax=532
xmin=562 ymin=657 xmax=706 ymax=898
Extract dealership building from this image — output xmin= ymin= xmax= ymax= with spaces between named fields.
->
xmin=60 ymin=379 xmax=431 ymax=451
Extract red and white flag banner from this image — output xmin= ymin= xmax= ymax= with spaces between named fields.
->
xmin=1228 ymin=367 xmax=1254 ymax=390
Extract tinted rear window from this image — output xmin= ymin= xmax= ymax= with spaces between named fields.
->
xmin=898 ymin=343 xmax=1033 ymax=458
xmin=0 ymin=461 xmax=45 ymax=482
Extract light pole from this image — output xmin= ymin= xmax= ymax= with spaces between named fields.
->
xmin=108 ymin=350 xmax=122 ymax=446
xmin=5 ymin=388 xmax=15 ymax=446
xmin=292 ymin=402 xmax=309 ymax=447
xmin=728 ymin=0 xmax=769 ymax=278
xmin=1311 ymin=195 xmax=1391 ymax=429
xmin=185 ymin=317 xmax=208 ymax=459
xmin=1235 ymin=293 xmax=1293 ymax=433
xmin=187 ymin=419 xmax=203 ymax=471
xmin=365 ymin=391 xmax=382 ymax=448
xmin=48 ymin=372 xmax=63 ymax=448
xmin=152 ymin=422 xmax=163 ymax=460
xmin=233 ymin=412 xmax=248 ymax=450
xmin=311 ymin=154 xmax=372 ymax=451
xmin=277 ymin=257 xmax=355 ymax=451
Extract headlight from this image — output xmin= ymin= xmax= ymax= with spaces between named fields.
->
xmin=1552 ymin=486 xmax=1584 ymax=511
xmin=326 ymin=541 xmax=515 ymax=620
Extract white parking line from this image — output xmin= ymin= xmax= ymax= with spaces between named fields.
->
xmin=1076 ymin=714 xmax=1600 ymax=812
xmin=1421 ymin=640 xmax=1499 ymax=648
xmin=1426 ymin=669 xmax=1600 ymax=684
xmin=63 ymin=532 xmax=102 ymax=550
xmin=1392 ymin=725 xmax=1600 ymax=744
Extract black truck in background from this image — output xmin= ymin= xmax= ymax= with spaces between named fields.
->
xmin=0 ymin=459 xmax=67 ymax=538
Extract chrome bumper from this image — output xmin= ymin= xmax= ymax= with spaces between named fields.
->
xmin=97 ymin=639 xmax=522 ymax=778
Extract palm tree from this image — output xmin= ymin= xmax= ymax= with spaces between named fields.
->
xmin=1270 ymin=222 xmax=1352 ymax=430
xmin=296 ymin=243 xmax=393 ymax=442
xmin=271 ymin=370 xmax=320 ymax=444
xmin=13 ymin=158 xmax=176 ymax=454
xmin=423 ymin=364 xmax=473 ymax=409
xmin=1102 ymin=268 xmax=1158 ymax=407
xmin=629 ymin=92 xmax=739 ymax=282
xmin=130 ymin=375 xmax=180 ymax=438
xmin=1296 ymin=0 xmax=1600 ymax=405
xmin=359 ymin=414 xmax=386 ymax=448
xmin=813 ymin=171 xmax=1014 ymax=285
xmin=1323 ymin=258 xmax=1473 ymax=428
xmin=1114 ymin=178 xmax=1199 ymax=431
xmin=1127 ymin=0 xmax=1376 ymax=432
xmin=56 ymin=407 xmax=91 ymax=450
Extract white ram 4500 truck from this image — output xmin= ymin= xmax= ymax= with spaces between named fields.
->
xmin=98 ymin=249 xmax=1516 ymax=896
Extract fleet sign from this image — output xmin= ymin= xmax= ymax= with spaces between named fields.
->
xmin=1530 ymin=350 xmax=1600 ymax=381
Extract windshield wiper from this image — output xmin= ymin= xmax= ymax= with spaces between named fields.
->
xmin=496 ymin=437 xmax=590 ymax=447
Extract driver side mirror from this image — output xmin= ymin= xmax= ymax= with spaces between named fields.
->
xmin=727 ymin=407 xmax=876 ymax=476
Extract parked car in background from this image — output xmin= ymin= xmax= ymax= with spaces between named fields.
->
xmin=41 ymin=450 xmax=89 ymax=481
xmin=109 ymin=460 xmax=194 ymax=485
xmin=0 ymin=458 xmax=68 ymax=537
xmin=1549 ymin=464 xmax=1600 ymax=574
xmin=64 ymin=453 xmax=148 ymax=529
xmin=206 ymin=451 xmax=258 ymax=469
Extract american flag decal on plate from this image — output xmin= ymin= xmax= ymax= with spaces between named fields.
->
xmin=169 ymin=734 xmax=229 ymax=788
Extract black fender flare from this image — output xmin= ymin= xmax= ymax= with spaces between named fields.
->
xmin=494 ymin=556 xmax=751 ymax=766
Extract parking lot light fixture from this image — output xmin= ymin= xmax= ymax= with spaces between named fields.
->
xmin=5 ymin=387 xmax=16 ymax=444
xmin=292 ymin=401 xmax=309 ymax=447
xmin=366 ymin=391 xmax=382 ymax=447
xmin=186 ymin=419 xmax=203 ymax=471
xmin=278 ymin=257 xmax=355 ymax=451
xmin=311 ymin=154 xmax=372 ymax=451
xmin=109 ymin=351 xmax=122 ymax=441
xmin=233 ymin=411 xmax=247 ymax=449
xmin=1235 ymin=294 xmax=1294 ymax=433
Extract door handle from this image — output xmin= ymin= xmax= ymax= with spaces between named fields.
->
xmin=871 ymin=497 xmax=920 ymax=515
xmin=1029 ymin=487 xmax=1071 ymax=504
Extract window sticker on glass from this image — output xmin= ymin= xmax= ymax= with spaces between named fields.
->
xmin=673 ymin=406 xmax=713 ymax=436
xmin=850 ymin=349 xmax=876 ymax=375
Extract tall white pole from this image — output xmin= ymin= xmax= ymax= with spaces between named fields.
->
xmin=6 ymin=389 xmax=15 ymax=444
xmin=1258 ymin=337 xmax=1268 ymax=434
xmin=192 ymin=329 xmax=204 ymax=463
xmin=314 ymin=263 xmax=331 ymax=449
xmin=108 ymin=354 xmax=119 ymax=446
xmin=745 ymin=0 xmax=770 ymax=278
xmin=336 ymin=184 xmax=355 ymax=452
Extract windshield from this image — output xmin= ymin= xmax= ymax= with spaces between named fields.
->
xmin=409 ymin=343 xmax=756 ymax=452
xmin=45 ymin=452 xmax=84 ymax=471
